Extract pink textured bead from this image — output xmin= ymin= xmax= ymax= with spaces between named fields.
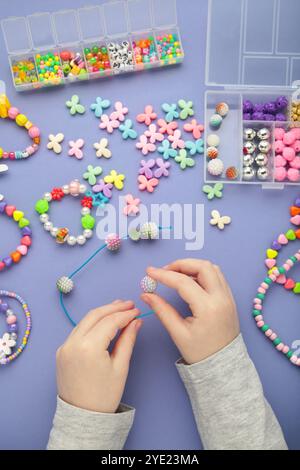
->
xmin=254 ymin=298 xmax=262 ymax=304
xmin=69 ymin=180 xmax=81 ymax=196
xmin=254 ymin=304 xmax=262 ymax=310
xmin=274 ymin=128 xmax=285 ymax=140
xmin=287 ymin=168 xmax=300 ymax=182
xmin=265 ymin=329 xmax=273 ymax=337
xmin=257 ymin=321 xmax=264 ymax=328
xmin=291 ymin=128 xmax=300 ymax=139
xmin=292 ymin=140 xmax=300 ymax=153
xmin=269 ymin=274 xmax=277 ymax=281
xmin=282 ymin=345 xmax=289 ymax=354
xmin=270 ymin=333 xmax=277 ymax=341
xmin=105 ymin=233 xmax=121 ymax=252
xmin=28 ymin=126 xmax=40 ymax=138
xmin=290 ymin=355 xmax=298 ymax=364
xmin=274 ymin=140 xmax=284 ymax=154
xmin=286 ymin=259 xmax=294 ymax=266
xmin=275 ymin=155 xmax=287 ymax=167
xmin=258 ymin=287 xmax=266 ymax=294
xmin=8 ymin=107 xmax=19 ymax=119
xmin=290 ymin=156 xmax=300 ymax=169
xmin=283 ymin=146 xmax=295 ymax=162
xmin=283 ymin=131 xmax=296 ymax=146
xmin=6 ymin=315 xmax=17 ymax=325
xmin=276 ymin=343 xmax=284 ymax=351
xmin=255 ymin=315 xmax=263 ymax=322
xmin=261 ymin=282 xmax=268 ymax=289
xmin=274 ymin=167 xmax=287 ymax=181
xmin=283 ymin=263 xmax=290 ymax=271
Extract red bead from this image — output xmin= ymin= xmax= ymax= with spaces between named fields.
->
xmin=9 ymin=152 xmax=15 ymax=159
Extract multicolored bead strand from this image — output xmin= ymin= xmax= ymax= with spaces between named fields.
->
xmin=254 ymin=250 xmax=300 ymax=367
xmin=0 ymin=94 xmax=40 ymax=161
xmin=0 ymin=290 xmax=32 ymax=366
xmin=0 ymin=197 xmax=32 ymax=272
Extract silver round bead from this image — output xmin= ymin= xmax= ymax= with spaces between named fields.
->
xmin=81 ymin=207 xmax=91 ymax=216
xmin=40 ymin=213 xmax=49 ymax=223
xmin=62 ymin=185 xmax=70 ymax=195
xmin=66 ymin=235 xmax=77 ymax=246
xmin=257 ymin=167 xmax=270 ymax=181
xmin=43 ymin=192 xmax=52 ymax=202
xmin=258 ymin=140 xmax=271 ymax=154
xmin=50 ymin=227 xmax=59 ymax=237
xmin=44 ymin=221 xmax=53 ymax=231
xmin=242 ymin=166 xmax=256 ymax=181
xmin=243 ymin=141 xmax=256 ymax=155
xmin=6 ymin=309 xmax=14 ymax=317
xmin=255 ymin=153 xmax=268 ymax=167
xmin=83 ymin=229 xmax=93 ymax=239
xmin=76 ymin=235 xmax=87 ymax=246
xmin=243 ymin=154 xmax=255 ymax=167
xmin=79 ymin=184 xmax=87 ymax=194
xmin=257 ymin=128 xmax=271 ymax=141
xmin=56 ymin=276 xmax=74 ymax=294
xmin=243 ymin=128 xmax=256 ymax=141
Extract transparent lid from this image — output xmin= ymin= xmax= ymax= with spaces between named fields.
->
xmin=127 ymin=0 xmax=153 ymax=33
xmin=52 ymin=10 xmax=80 ymax=46
xmin=27 ymin=13 xmax=56 ymax=50
xmin=206 ymin=0 xmax=300 ymax=88
xmin=1 ymin=17 xmax=32 ymax=54
xmin=78 ymin=6 xmax=105 ymax=42
xmin=152 ymin=0 xmax=177 ymax=29
xmin=103 ymin=1 xmax=128 ymax=37
xmin=0 ymin=80 xmax=6 ymax=95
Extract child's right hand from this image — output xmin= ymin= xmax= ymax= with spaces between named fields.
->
xmin=141 ymin=259 xmax=240 ymax=365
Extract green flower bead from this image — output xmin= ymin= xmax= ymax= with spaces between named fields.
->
xmin=19 ymin=218 xmax=30 ymax=228
xmin=81 ymin=214 xmax=95 ymax=230
xmin=35 ymin=199 xmax=49 ymax=214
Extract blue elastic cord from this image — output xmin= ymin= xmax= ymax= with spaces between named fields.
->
xmin=60 ymin=226 xmax=171 ymax=327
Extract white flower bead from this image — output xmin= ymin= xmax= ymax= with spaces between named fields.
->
xmin=77 ymin=235 xmax=87 ymax=245
xmin=44 ymin=192 xmax=52 ymax=202
xmin=79 ymin=184 xmax=87 ymax=194
xmin=62 ymin=185 xmax=70 ymax=195
xmin=66 ymin=235 xmax=77 ymax=246
xmin=83 ymin=229 xmax=93 ymax=239
xmin=44 ymin=221 xmax=53 ymax=231
xmin=81 ymin=207 xmax=91 ymax=216
xmin=40 ymin=214 xmax=49 ymax=223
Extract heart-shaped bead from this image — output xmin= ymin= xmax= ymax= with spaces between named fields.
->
xmin=293 ymin=282 xmax=300 ymax=294
xmin=294 ymin=198 xmax=300 ymax=208
xmin=21 ymin=227 xmax=32 ymax=237
xmin=5 ymin=205 xmax=16 ymax=217
xmin=0 ymin=262 xmax=5 ymax=271
xmin=18 ymin=218 xmax=30 ymax=228
xmin=285 ymin=278 xmax=295 ymax=290
xmin=290 ymin=206 xmax=300 ymax=216
xmin=295 ymin=229 xmax=300 ymax=239
xmin=290 ymin=215 xmax=300 ymax=226
xmin=17 ymin=245 xmax=28 ymax=256
xmin=0 ymin=201 xmax=7 ymax=213
xmin=276 ymin=274 xmax=287 ymax=284
xmin=10 ymin=251 xmax=21 ymax=263
xmin=271 ymin=241 xmax=281 ymax=251
xmin=266 ymin=249 xmax=278 ymax=259
xmin=20 ymin=236 xmax=31 ymax=247
xmin=13 ymin=210 xmax=24 ymax=222
xmin=265 ymin=258 xmax=276 ymax=269
xmin=286 ymin=229 xmax=296 ymax=241
xmin=278 ymin=234 xmax=288 ymax=244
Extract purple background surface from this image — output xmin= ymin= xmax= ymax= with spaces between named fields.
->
xmin=0 ymin=0 xmax=299 ymax=450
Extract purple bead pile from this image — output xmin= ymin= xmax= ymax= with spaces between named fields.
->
xmin=243 ymin=96 xmax=288 ymax=122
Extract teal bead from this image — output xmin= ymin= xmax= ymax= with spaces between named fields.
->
xmin=252 ymin=309 xmax=261 ymax=317
xmin=286 ymin=350 xmax=293 ymax=359
xmin=279 ymin=267 xmax=285 ymax=274
xmin=261 ymin=324 xmax=269 ymax=332
xmin=257 ymin=293 xmax=265 ymax=300
xmin=273 ymin=338 xmax=281 ymax=346
xmin=264 ymin=278 xmax=272 ymax=285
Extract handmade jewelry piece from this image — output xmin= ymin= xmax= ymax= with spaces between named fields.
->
xmin=57 ymin=222 xmax=170 ymax=326
xmin=0 ymin=94 xmax=40 ymax=162
xmin=0 ymin=196 xmax=32 ymax=272
xmin=35 ymin=180 xmax=96 ymax=246
xmin=253 ymin=250 xmax=300 ymax=367
xmin=0 ymin=290 xmax=31 ymax=366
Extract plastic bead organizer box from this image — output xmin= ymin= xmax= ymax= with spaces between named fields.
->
xmin=1 ymin=0 xmax=184 ymax=92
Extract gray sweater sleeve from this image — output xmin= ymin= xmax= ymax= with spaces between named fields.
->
xmin=47 ymin=397 xmax=135 ymax=450
xmin=176 ymin=334 xmax=288 ymax=450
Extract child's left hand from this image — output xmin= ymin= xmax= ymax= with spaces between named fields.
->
xmin=56 ymin=300 xmax=142 ymax=413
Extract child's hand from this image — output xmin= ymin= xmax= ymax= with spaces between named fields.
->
xmin=142 ymin=259 xmax=239 ymax=365
xmin=56 ymin=300 xmax=142 ymax=413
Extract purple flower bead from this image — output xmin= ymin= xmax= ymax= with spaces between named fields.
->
xmin=252 ymin=112 xmax=264 ymax=121
xmin=253 ymin=103 xmax=264 ymax=113
xmin=264 ymin=114 xmax=275 ymax=121
xmin=275 ymin=113 xmax=286 ymax=122
xmin=243 ymin=113 xmax=252 ymax=121
xmin=276 ymin=96 xmax=288 ymax=111
xmin=243 ymin=100 xmax=254 ymax=113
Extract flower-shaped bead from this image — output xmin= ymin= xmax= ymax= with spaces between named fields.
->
xmin=139 ymin=159 xmax=156 ymax=179
xmin=185 ymin=138 xmax=204 ymax=156
xmin=202 ymin=183 xmax=224 ymax=200
xmin=184 ymin=119 xmax=204 ymax=139
xmin=83 ymin=165 xmax=103 ymax=186
xmin=162 ymin=103 xmax=179 ymax=122
xmin=137 ymin=105 xmax=157 ymax=126
xmin=178 ymin=99 xmax=194 ymax=120
xmin=158 ymin=139 xmax=178 ymax=160
xmin=0 ymin=333 xmax=16 ymax=356
xmin=86 ymin=191 xmax=109 ymax=208
xmin=210 ymin=210 xmax=231 ymax=230
xmin=68 ymin=139 xmax=84 ymax=160
xmin=47 ymin=133 xmax=64 ymax=154
xmin=168 ymin=130 xmax=185 ymax=150
xmin=123 ymin=194 xmax=141 ymax=216
xmin=110 ymin=101 xmax=128 ymax=122
xmin=136 ymin=135 xmax=156 ymax=155
xmin=138 ymin=175 xmax=159 ymax=193
xmin=99 ymin=114 xmax=120 ymax=134
xmin=104 ymin=170 xmax=125 ymax=190
xmin=154 ymin=158 xmax=171 ymax=178
xmin=51 ymin=187 xmax=65 ymax=201
xmin=81 ymin=196 xmax=93 ymax=209
xmin=144 ymin=124 xmax=164 ymax=144
xmin=119 ymin=119 xmax=137 ymax=140
xmin=90 ymin=97 xmax=111 ymax=118
xmin=157 ymin=119 xmax=178 ymax=136
xmin=175 ymin=149 xmax=195 ymax=170
xmin=93 ymin=138 xmax=112 ymax=159
xmin=92 ymin=179 xmax=114 ymax=199
xmin=66 ymin=95 xmax=86 ymax=116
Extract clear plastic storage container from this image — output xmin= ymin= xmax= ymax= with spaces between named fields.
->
xmin=205 ymin=0 xmax=300 ymax=189
xmin=1 ymin=0 xmax=184 ymax=92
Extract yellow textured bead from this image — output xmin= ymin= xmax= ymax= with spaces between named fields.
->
xmin=0 ymin=147 xmax=3 ymax=158
xmin=16 ymin=114 xmax=28 ymax=126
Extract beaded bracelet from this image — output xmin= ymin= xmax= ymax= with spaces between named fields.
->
xmin=35 ymin=180 xmax=96 ymax=246
xmin=254 ymin=250 xmax=300 ymax=367
xmin=0 ymin=94 xmax=40 ymax=161
xmin=0 ymin=195 xmax=32 ymax=272
xmin=56 ymin=222 xmax=170 ymax=326
xmin=0 ymin=290 xmax=32 ymax=365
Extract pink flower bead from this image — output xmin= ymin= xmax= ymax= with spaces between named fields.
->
xmin=6 ymin=315 xmax=17 ymax=325
xmin=274 ymin=140 xmax=284 ymax=154
xmin=287 ymin=168 xmax=300 ymax=182
xmin=275 ymin=166 xmax=287 ymax=181
xmin=276 ymin=342 xmax=284 ymax=351
xmin=283 ymin=131 xmax=296 ymax=146
xmin=255 ymin=315 xmax=263 ymax=322
xmin=283 ymin=146 xmax=295 ymax=162
xmin=274 ymin=128 xmax=285 ymax=140
xmin=257 ymin=321 xmax=264 ymax=328
xmin=28 ymin=126 xmax=40 ymax=138
xmin=282 ymin=345 xmax=289 ymax=354
xmin=8 ymin=107 xmax=19 ymax=119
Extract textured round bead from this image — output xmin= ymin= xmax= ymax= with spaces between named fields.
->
xmin=105 ymin=233 xmax=121 ymax=251
xmin=207 ymin=158 xmax=224 ymax=176
xmin=140 ymin=222 xmax=159 ymax=240
xmin=140 ymin=275 xmax=157 ymax=293
xmin=56 ymin=276 xmax=74 ymax=294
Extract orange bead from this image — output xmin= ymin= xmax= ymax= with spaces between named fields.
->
xmin=295 ymin=229 xmax=300 ymax=239
xmin=290 ymin=206 xmax=300 ymax=216
xmin=11 ymin=251 xmax=21 ymax=263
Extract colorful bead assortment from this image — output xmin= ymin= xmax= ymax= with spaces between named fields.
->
xmin=132 ymin=37 xmax=159 ymax=67
xmin=253 ymin=251 xmax=300 ymax=367
xmin=242 ymin=126 xmax=272 ymax=182
xmin=0 ymin=197 xmax=32 ymax=272
xmin=107 ymin=41 xmax=134 ymax=71
xmin=35 ymin=180 xmax=96 ymax=247
xmin=35 ymin=52 xmax=63 ymax=85
xmin=0 ymin=290 xmax=31 ymax=366
xmin=0 ymin=94 xmax=40 ymax=162
xmin=206 ymin=103 xmax=230 ymax=178
xmin=60 ymin=50 xmax=88 ymax=79
xmin=243 ymin=96 xmax=288 ymax=121
xmin=156 ymin=33 xmax=183 ymax=64
xmin=274 ymin=127 xmax=300 ymax=182
xmin=11 ymin=58 xmax=38 ymax=86
xmin=83 ymin=45 xmax=111 ymax=75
